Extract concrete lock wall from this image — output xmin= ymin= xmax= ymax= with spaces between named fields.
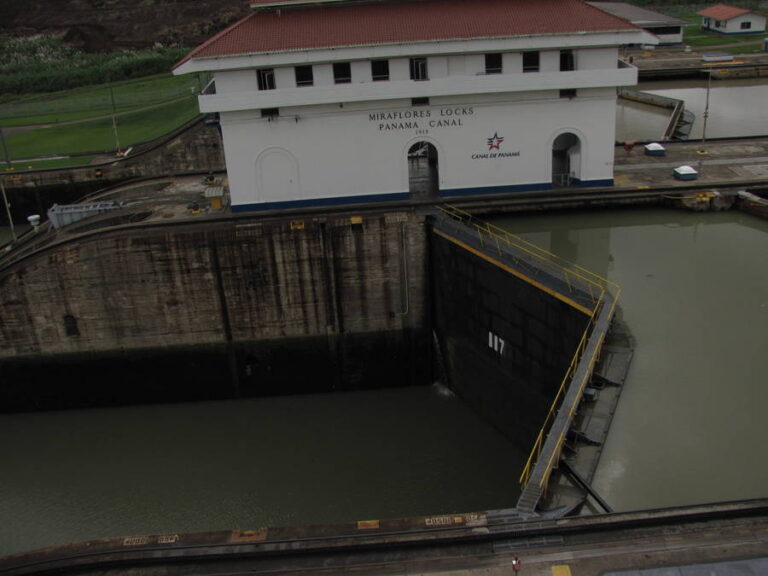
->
xmin=429 ymin=227 xmax=591 ymax=450
xmin=0 ymin=212 xmax=430 ymax=410
xmin=0 ymin=206 xmax=592 ymax=429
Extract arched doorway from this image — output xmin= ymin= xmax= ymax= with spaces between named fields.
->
xmin=552 ymin=132 xmax=581 ymax=188
xmin=255 ymin=148 xmax=300 ymax=203
xmin=407 ymin=141 xmax=439 ymax=199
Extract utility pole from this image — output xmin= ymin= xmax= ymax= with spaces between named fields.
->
xmin=696 ymin=68 xmax=712 ymax=176
xmin=699 ymin=69 xmax=712 ymax=153
xmin=109 ymin=85 xmax=122 ymax=155
xmin=1 ymin=178 xmax=16 ymax=242
xmin=0 ymin=126 xmax=11 ymax=168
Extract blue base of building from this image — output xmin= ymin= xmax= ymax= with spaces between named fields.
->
xmin=230 ymin=179 xmax=615 ymax=212
xmin=232 ymin=192 xmax=411 ymax=212
xmin=578 ymin=178 xmax=614 ymax=187
xmin=440 ymin=182 xmax=551 ymax=197
xmin=439 ymin=179 xmax=614 ymax=197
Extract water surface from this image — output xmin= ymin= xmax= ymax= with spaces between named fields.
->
xmin=0 ymin=385 xmax=521 ymax=557
xmin=494 ymin=208 xmax=768 ymax=511
xmin=617 ymin=78 xmax=768 ymax=141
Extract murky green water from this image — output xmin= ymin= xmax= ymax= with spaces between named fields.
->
xmin=493 ymin=208 xmax=768 ymax=511
xmin=0 ymin=385 xmax=521 ymax=557
xmin=617 ymin=78 xmax=768 ymax=141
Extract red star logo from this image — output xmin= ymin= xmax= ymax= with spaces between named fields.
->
xmin=487 ymin=132 xmax=504 ymax=150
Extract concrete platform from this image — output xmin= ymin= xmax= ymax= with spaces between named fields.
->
xmin=1 ymin=500 xmax=766 ymax=576
xmin=614 ymin=137 xmax=768 ymax=190
xmin=604 ymin=558 xmax=768 ymax=576
xmin=626 ymin=45 xmax=768 ymax=78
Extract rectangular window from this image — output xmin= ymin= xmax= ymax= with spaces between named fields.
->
xmin=371 ymin=59 xmax=390 ymax=81
xmin=63 ymin=315 xmax=80 ymax=337
xmin=560 ymin=50 xmax=574 ymax=71
xmin=257 ymin=68 xmax=275 ymax=90
xmin=410 ymin=57 xmax=428 ymax=81
xmin=411 ymin=97 xmax=430 ymax=106
xmin=295 ymin=65 xmax=313 ymax=87
xmin=652 ymin=26 xmax=682 ymax=35
xmin=261 ymin=108 xmax=279 ymax=119
xmin=522 ymin=51 xmax=539 ymax=73
xmin=333 ymin=62 xmax=351 ymax=84
xmin=485 ymin=53 xmax=502 ymax=74
xmin=715 ymin=20 xmax=722 ymax=27
xmin=741 ymin=21 xmax=752 ymax=29
xmin=560 ymin=89 xmax=577 ymax=99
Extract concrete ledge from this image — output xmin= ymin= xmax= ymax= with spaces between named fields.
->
xmin=2 ymin=499 xmax=767 ymax=576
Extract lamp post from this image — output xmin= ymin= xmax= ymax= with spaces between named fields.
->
xmin=696 ymin=68 xmax=712 ymax=177
xmin=699 ymin=68 xmax=712 ymax=152
xmin=0 ymin=126 xmax=11 ymax=168
xmin=109 ymin=85 xmax=122 ymax=155
xmin=1 ymin=178 xmax=16 ymax=242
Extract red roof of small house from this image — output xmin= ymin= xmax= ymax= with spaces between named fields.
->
xmin=697 ymin=3 xmax=753 ymax=20
xmin=176 ymin=0 xmax=638 ymax=68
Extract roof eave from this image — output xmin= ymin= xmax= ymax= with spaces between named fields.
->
xmin=175 ymin=27 xmax=643 ymax=73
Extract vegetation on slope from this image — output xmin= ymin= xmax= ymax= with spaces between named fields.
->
xmin=0 ymin=37 xmax=188 ymax=96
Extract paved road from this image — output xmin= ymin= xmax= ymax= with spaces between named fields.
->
xmin=612 ymin=137 xmax=768 ymax=189
xmin=626 ymin=44 xmax=768 ymax=72
xmin=415 ymin=514 xmax=768 ymax=576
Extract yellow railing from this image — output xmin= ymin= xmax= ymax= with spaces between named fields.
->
xmin=437 ymin=204 xmax=610 ymax=306
xmin=518 ymin=279 xmax=621 ymax=492
xmin=433 ymin=204 xmax=620 ymax=492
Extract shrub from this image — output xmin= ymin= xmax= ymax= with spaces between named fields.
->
xmin=0 ymin=37 xmax=188 ymax=95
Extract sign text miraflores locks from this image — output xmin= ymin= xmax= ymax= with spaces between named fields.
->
xmin=368 ymin=106 xmax=521 ymax=160
xmin=369 ymin=107 xmax=473 ymax=131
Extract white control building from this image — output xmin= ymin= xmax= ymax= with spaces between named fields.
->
xmin=174 ymin=0 xmax=648 ymax=211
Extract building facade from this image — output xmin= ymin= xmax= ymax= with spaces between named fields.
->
xmin=174 ymin=0 xmax=647 ymax=211
xmin=698 ymin=3 xmax=767 ymax=34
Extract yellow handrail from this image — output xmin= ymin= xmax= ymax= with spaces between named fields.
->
xmin=436 ymin=205 xmax=616 ymax=303
xmin=520 ymin=283 xmax=622 ymax=491
xmin=433 ymin=205 xmax=621 ymax=492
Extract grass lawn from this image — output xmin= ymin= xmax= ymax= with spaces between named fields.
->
xmin=725 ymin=43 xmax=768 ymax=55
xmin=0 ymin=73 xmax=205 ymax=127
xmin=684 ymin=26 xmax=763 ymax=47
xmin=5 ymin=97 xmax=200 ymax=159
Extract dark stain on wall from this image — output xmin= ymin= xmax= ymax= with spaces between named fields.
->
xmin=0 ymin=212 xmax=431 ymax=411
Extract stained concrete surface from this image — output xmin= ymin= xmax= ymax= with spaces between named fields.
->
xmin=604 ymin=557 xmax=768 ymax=576
xmin=613 ymin=137 xmax=768 ymax=189
xmin=409 ymin=514 xmax=768 ymax=576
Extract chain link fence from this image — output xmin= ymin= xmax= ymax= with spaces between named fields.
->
xmin=0 ymin=73 xmax=208 ymax=124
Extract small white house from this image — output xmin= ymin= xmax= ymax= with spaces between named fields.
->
xmin=698 ymin=3 xmax=766 ymax=34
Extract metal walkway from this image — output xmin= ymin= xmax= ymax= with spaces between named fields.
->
xmin=431 ymin=206 xmax=621 ymax=516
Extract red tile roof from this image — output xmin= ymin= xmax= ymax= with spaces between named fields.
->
xmin=697 ymin=3 xmax=753 ymax=20
xmin=177 ymin=0 xmax=637 ymax=68
xmin=249 ymin=0 xmax=347 ymax=6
